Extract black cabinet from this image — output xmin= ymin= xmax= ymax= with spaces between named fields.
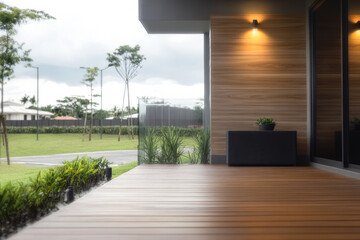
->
xmin=227 ymin=131 xmax=297 ymax=166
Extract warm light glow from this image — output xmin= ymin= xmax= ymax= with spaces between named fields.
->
xmin=349 ymin=15 xmax=360 ymax=25
xmin=246 ymin=15 xmax=266 ymax=24
xmin=236 ymin=29 xmax=271 ymax=56
xmin=348 ymin=15 xmax=360 ymax=39
xmin=235 ymin=14 xmax=271 ymax=56
xmin=349 ymin=29 xmax=360 ymax=39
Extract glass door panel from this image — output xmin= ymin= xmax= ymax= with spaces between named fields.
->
xmin=349 ymin=0 xmax=360 ymax=165
xmin=314 ymin=0 xmax=343 ymax=162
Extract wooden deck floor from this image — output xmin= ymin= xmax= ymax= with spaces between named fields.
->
xmin=10 ymin=165 xmax=360 ymax=240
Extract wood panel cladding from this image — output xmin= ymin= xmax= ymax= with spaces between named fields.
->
xmin=211 ymin=15 xmax=307 ymax=157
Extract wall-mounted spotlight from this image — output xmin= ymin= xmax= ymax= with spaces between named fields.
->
xmin=356 ymin=21 xmax=360 ymax=29
xmin=253 ymin=19 xmax=259 ymax=28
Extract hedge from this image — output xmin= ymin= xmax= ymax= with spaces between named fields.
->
xmin=0 ymin=156 xmax=109 ymax=238
xmin=6 ymin=126 xmax=200 ymax=137
xmin=139 ymin=127 xmax=202 ymax=137
xmin=6 ymin=126 xmax=139 ymax=135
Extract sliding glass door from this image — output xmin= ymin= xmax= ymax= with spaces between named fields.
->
xmin=311 ymin=0 xmax=360 ymax=168
xmin=348 ymin=0 xmax=360 ymax=166
xmin=311 ymin=0 xmax=343 ymax=166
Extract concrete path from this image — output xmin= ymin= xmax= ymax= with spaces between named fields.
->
xmin=0 ymin=150 xmax=137 ymax=167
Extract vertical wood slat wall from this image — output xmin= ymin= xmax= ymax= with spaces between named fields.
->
xmin=211 ymin=14 xmax=307 ymax=158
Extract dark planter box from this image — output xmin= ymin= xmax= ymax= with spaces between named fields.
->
xmin=258 ymin=123 xmax=275 ymax=131
xmin=227 ymin=131 xmax=297 ymax=166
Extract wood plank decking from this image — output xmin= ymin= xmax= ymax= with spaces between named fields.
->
xmin=10 ymin=165 xmax=360 ymax=240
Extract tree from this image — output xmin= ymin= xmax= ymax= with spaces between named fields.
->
xmin=20 ymin=94 xmax=29 ymax=105
xmin=112 ymin=106 xmax=120 ymax=119
xmin=107 ymin=45 xmax=145 ymax=141
xmin=29 ymin=95 xmax=36 ymax=107
xmin=0 ymin=3 xmax=54 ymax=165
xmin=78 ymin=97 xmax=90 ymax=142
xmin=93 ymin=110 xmax=110 ymax=120
xmin=56 ymin=96 xmax=95 ymax=118
xmin=81 ymin=67 xmax=99 ymax=141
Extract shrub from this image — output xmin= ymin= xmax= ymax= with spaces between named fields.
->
xmin=6 ymin=126 xmax=139 ymax=135
xmin=0 ymin=156 xmax=109 ymax=238
xmin=142 ymin=128 xmax=158 ymax=164
xmin=188 ymin=128 xmax=211 ymax=164
xmin=139 ymin=127 xmax=200 ymax=138
xmin=158 ymin=127 xmax=184 ymax=164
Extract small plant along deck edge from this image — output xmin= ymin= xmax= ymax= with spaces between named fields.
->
xmin=0 ymin=156 xmax=113 ymax=238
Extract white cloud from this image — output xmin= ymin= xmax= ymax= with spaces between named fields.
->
xmin=6 ymin=77 xmax=203 ymax=110
xmin=2 ymin=0 xmax=204 ymax=107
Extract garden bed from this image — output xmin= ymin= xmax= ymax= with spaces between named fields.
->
xmin=0 ymin=156 xmax=110 ymax=238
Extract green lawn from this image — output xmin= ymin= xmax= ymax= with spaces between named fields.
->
xmin=112 ymin=161 xmax=138 ymax=178
xmin=0 ymin=164 xmax=47 ymax=185
xmin=0 ymin=162 xmax=138 ymax=186
xmin=0 ymin=134 xmax=195 ymax=158
xmin=1 ymin=134 xmax=138 ymax=158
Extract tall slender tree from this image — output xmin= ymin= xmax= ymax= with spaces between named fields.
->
xmin=0 ymin=3 xmax=54 ymax=164
xmin=81 ymin=67 xmax=99 ymax=141
xmin=107 ymin=45 xmax=145 ymax=141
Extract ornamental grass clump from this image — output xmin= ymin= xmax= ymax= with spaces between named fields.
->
xmin=142 ymin=128 xmax=158 ymax=164
xmin=188 ymin=128 xmax=211 ymax=164
xmin=158 ymin=127 xmax=184 ymax=164
xmin=0 ymin=156 xmax=109 ymax=238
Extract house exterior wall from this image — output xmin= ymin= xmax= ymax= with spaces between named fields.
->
xmin=7 ymin=114 xmax=44 ymax=121
xmin=210 ymin=14 xmax=307 ymax=164
xmin=7 ymin=114 xmax=29 ymax=121
xmin=140 ymin=0 xmax=360 ymax=165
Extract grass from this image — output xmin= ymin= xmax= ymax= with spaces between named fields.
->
xmin=0 ymin=162 xmax=138 ymax=186
xmin=0 ymin=164 xmax=47 ymax=185
xmin=112 ymin=161 xmax=138 ymax=178
xmin=0 ymin=134 xmax=138 ymax=158
xmin=0 ymin=134 xmax=196 ymax=158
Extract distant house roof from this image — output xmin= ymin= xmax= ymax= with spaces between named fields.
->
xmin=52 ymin=116 xmax=80 ymax=120
xmin=3 ymin=101 xmax=52 ymax=116
xmin=123 ymin=113 xmax=138 ymax=119
xmin=106 ymin=113 xmax=138 ymax=120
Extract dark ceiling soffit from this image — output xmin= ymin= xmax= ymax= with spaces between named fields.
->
xmin=140 ymin=19 xmax=210 ymax=34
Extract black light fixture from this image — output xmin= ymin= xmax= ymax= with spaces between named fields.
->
xmin=64 ymin=186 xmax=74 ymax=203
xmin=356 ymin=21 xmax=360 ymax=28
xmin=253 ymin=19 xmax=259 ymax=28
xmin=105 ymin=167 xmax=112 ymax=181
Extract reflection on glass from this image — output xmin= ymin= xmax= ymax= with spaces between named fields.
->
xmin=314 ymin=0 xmax=342 ymax=161
xmin=349 ymin=0 xmax=360 ymax=165
xmin=137 ymin=98 xmax=204 ymax=164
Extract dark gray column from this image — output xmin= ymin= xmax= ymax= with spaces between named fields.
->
xmin=204 ymin=32 xmax=210 ymax=129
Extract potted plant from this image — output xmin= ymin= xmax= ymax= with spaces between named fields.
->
xmin=256 ymin=117 xmax=276 ymax=131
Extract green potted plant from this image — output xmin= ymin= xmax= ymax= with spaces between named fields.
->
xmin=256 ymin=117 xmax=276 ymax=131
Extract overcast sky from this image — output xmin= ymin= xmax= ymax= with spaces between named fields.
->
xmin=3 ymin=0 xmax=204 ymax=110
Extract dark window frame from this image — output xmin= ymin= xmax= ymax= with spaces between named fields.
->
xmin=309 ymin=0 xmax=349 ymax=168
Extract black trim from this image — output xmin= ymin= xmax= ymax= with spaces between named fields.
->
xmin=341 ymin=0 xmax=349 ymax=168
xmin=309 ymin=4 xmax=317 ymax=164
